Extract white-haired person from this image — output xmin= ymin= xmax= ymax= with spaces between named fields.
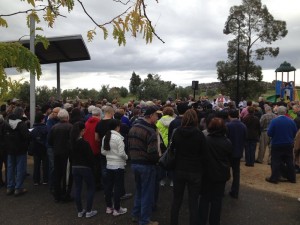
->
xmin=48 ymin=109 xmax=73 ymax=202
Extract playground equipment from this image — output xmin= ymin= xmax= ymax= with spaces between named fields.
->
xmin=266 ymin=61 xmax=298 ymax=103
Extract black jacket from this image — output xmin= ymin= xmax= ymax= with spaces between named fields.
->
xmin=204 ymin=132 xmax=232 ymax=182
xmin=5 ymin=117 xmax=30 ymax=155
xmin=71 ymin=138 xmax=94 ymax=169
xmin=48 ymin=121 xmax=73 ymax=156
xmin=173 ymin=126 xmax=207 ymax=173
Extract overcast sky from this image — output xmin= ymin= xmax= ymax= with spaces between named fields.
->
xmin=2 ymin=0 xmax=300 ymax=90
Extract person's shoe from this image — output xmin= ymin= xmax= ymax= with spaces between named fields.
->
xmin=42 ymin=182 xmax=48 ymax=185
xmin=255 ymin=160 xmax=262 ymax=164
xmin=159 ymin=180 xmax=166 ymax=186
xmin=169 ymin=181 xmax=173 ymax=187
xmin=14 ymin=188 xmax=28 ymax=196
xmin=106 ymin=207 xmax=114 ymax=214
xmin=33 ymin=183 xmax=39 ymax=186
xmin=265 ymin=177 xmax=278 ymax=184
xmin=131 ymin=216 xmax=138 ymax=223
xmin=86 ymin=210 xmax=97 ymax=218
xmin=120 ymin=193 xmax=132 ymax=200
xmin=245 ymin=163 xmax=254 ymax=167
xmin=113 ymin=207 xmax=127 ymax=216
xmin=77 ymin=209 xmax=86 ymax=218
xmin=297 ymin=197 xmax=300 ymax=202
xmin=229 ymin=191 xmax=238 ymax=199
xmin=6 ymin=189 xmax=14 ymax=196
xmin=146 ymin=221 xmax=159 ymax=225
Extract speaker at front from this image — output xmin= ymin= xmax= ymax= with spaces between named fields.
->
xmin=192 ymin=81 xmax=199 ymax=90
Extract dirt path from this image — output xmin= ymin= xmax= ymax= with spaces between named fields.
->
xmin=240 ymin=161 xmax=300 ymax=199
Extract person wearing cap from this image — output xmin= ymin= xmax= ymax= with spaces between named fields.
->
xmin=128 ymin=106 xmax=160 ymax=225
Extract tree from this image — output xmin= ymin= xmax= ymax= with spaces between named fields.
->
xmin=129 ymin=71 xmax=142 ymax=95
xmin=137 ymin=74 xmax=176 ymax=101
xmin=219 ymin=0 xmax=287 ymax=99
xmin=119 ymin=86 xmax=129 ymax=98
xmin=0 ymin=1 xmax=164 ymax=102
xmin=99 ymin=85 xmax=110 ymax=101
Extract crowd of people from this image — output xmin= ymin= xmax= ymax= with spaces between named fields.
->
xmin=0 ymin=94 xmax=300 ymax=225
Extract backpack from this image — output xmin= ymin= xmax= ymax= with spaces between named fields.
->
xmin=28 ymin=125 xmax=47 ymax=155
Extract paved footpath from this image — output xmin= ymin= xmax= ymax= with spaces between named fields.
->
xmin=0 ymin=157 xmax=300 ymax=225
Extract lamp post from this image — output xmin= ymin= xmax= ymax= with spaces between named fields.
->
xmin=223 ymin=16 xmax=241 ymax=104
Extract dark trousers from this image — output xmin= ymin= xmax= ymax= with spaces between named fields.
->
xmin=230 ymin=157 xmax=241 ymax=197
xmin=270 ymin=144 xmax=296 ymax=182
xmin=0 ymin=150 xmax=7 ymax=186
xmin=72 ymin=167 xmax=95 ymax=212
xmin=93 ymin=154 xmax=102 ymax=189
xmin=33 ymin=150 xmax=48 ymax=184
xmin=170 ymin=170 xmax=202 ymax=225
xmin=104 ymin=168 xmax=125 ymax=210
xmin=199 ymin=180 xmax=226 ymax=225
xmin=245 ymin=140 xmax=257 ymax=166
xmin=53 ymin=155 xmax=72 ymax=201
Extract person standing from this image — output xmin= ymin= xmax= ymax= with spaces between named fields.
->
xmin=266 ymin=106 xmax=297 ymax=184
xmin=48 ymin=109 xmax=73 ymax=202
xmin=199 ymin=117 xmax=232 ymax=225
xmin=256 ymin=105 xmax=276 ymax=164
xmin=70 ymin=121 xmax=97 ymax=218
xmin=156 ymin=106 xmax=175 ymax=186
xmin=226 ymin=109 xmax=247 ymax=199
xmin=170 ymin=109 xmax=207 ymax=225
xmin=101 ymin=119 xmax=128 ymax=216
xmin=5 ymin=107 xmax=30 ymax=196
xmin=83 ymin=107 xmax=102 ymax=190
xmin=30 ymin=112 xmax=48 ymax=185
xmin=128 ymin=106 xmax=160 ymax=225
xmin=0 ymin=114 xmax=9 ymax=188
xmin=46 ymin=107 xmax=60 ymax=192
xmin=242 ymin=106 xmax=260 ymax=167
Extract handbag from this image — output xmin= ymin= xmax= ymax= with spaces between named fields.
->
xmin=158 ymin=130 xmax=176 ymax=170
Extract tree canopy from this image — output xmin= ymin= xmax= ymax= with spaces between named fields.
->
xmin=217 ymin=0 xmax=287 ymax=100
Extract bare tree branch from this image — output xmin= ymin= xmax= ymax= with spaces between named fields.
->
xmin=77 ymin=0 xmax=132 ymax=27
xmin=141 ymin=0 xmax=165 ymax=43
xmin=113 ymin=0 xmax=131 ymax=5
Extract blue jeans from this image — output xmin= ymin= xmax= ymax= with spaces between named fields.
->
xmin=7 ymin=154 xmax=27 ymax=190
xmin=131 ymin=164 xmax=156 ymax=225
xmin=47 ymin=147 xmax=54 ymax=190
xmin=72 ymin=167 xmax=95 ymax=212
xmin=104 ymin=168 xmax=124 ymax=210
xmin=245 ymin=140 xmax=257 ymax=166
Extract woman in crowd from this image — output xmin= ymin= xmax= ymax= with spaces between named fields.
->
xmin=30 ymin=112 xmax=48 ymax=185
xmin=70 ymin=121 xmax=97 ymax=218
xmin=101 ymin=119 xmax=128 ymax=216
xmin=199 ymin=117 xmax=232 ymax=225
xmin=170 ymin=109 xmax=207 ymax=225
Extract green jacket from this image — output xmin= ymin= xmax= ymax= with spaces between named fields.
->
xmin=156 ymin=115 xmax=175 ymax=147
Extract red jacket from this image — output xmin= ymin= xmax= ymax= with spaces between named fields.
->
xmin=84 ymin=117 xmax=100 ymax=155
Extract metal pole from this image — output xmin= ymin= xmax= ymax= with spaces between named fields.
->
xmin=29 ymin=15 xmax=35 ymax=127
xmin=236 ymin=21 xmax=240 ymax=104
xmin=56 ymin=62 xmax=61 ymax=100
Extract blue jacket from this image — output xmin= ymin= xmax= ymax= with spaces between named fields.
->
xmin=226 ymin=119 xmax=247 ymax=158
xmin=267 ymin=115 xmax=297 ymax=146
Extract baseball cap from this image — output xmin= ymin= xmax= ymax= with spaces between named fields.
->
xmin=144 ymin=106 xmax=162 ymax=116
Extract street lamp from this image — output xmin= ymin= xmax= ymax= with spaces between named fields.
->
xmin=223 ymin=16 xmax=241 ymax=104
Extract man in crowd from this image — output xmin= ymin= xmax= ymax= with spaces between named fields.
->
xmin=226 ymin=109 xmax=247 ymax=199
xmin=256 ymin=105 xmax=276 ymax=164
xmin=48 ymin=109 xmax=73 ymax=202
xmin=266 ymin=106 xmax=297 ymax=184
xmin=128 ymin=106 xmax=160 ymax=225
